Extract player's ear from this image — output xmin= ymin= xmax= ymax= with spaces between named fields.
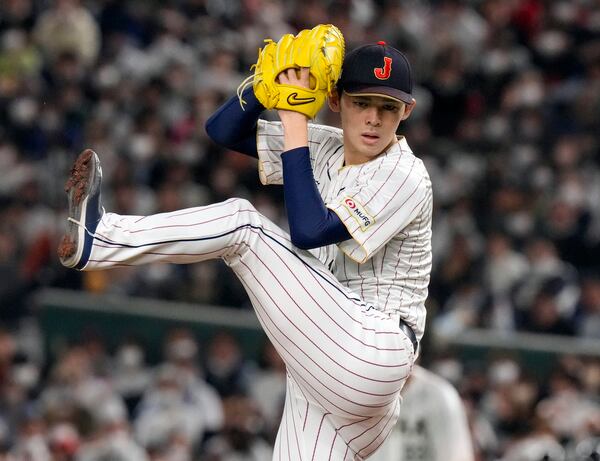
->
xmin=401 ymin=98 xmax=416 ymax=121
xmin=328 ymin=88 xmax=341 ymax=113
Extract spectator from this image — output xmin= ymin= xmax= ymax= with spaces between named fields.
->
xmin=111 ymin=339 xmax=152 ymax=416
xmin=133 ymin=363 xmax=205 ymax=453
xmin=33 ymin=0 xmax=100 ymax=68
xmin=202 ymin=395 xmax=272 ymax=461
xmin=204 ymin=332 xmax=253 ymax=398
xmin=131 ymin=328 xmax=224 ymax=453
xmin=78 ymin=398 xmax=148 ymax=461
xmin=574 ymin=274 xmax=600 ymax=338
xmin=247 ymin=342 xmax=286 ymax=441
xmin=520 ymin=289 xmax=575 ymax=335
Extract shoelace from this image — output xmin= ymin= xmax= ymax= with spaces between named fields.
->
xmin=66 ymin=207 xmax=105 ymax=237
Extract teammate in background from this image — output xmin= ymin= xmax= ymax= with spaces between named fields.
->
xmin=57 ymin=28 xmax=433 ymax=460
xmin=370 ymin=365 xmax=475 ymax=461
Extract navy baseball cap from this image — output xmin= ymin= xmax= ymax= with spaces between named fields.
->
xmin=337 ymin=41 xmax=413 ymax=104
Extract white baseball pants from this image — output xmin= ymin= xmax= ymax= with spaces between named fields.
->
xmin=84 ymin=198 xmax=415 ymax=460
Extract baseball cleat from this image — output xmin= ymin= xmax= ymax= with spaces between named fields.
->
xmin=57 ymin=149 xmax=104 ymax=269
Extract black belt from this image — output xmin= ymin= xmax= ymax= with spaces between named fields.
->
xmin=399 ymin=318 xmax=418 ymax=354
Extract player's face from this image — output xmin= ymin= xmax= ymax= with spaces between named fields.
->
xmin=330 ymin=93 xmax=414 ymax=165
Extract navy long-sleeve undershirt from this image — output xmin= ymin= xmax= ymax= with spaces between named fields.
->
xmin=205 ymin=89 xmax=351 ymax=249
xmin=281 ymin=146 xmax=351 ymax=249
xmin=205 ymin=88 xmax=262 ymax=158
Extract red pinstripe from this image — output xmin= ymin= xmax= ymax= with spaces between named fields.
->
xmin=407 ymin=195 xmax=432 ymax=320
xmin=101 ymin=209 xmax=258 ymax=234
xmin=241 ymin=276 xmax=404 ymax=405
xmin=240 ymin=236 xmax=407 ymax=367
xmin=132 ymin=197 xmax=238 ymax=223
xmin=295 ymin=253 xmax=401 ymax=335
xmin=317 ymin=145 xmax=343 ymax=179
xmin=350 ymin=176 xmax=425 ymax=257
xmin=261 ymin=234 xmax=405 ymax=350
xmin=349 ymin=398 xmax=397 ymax=448
xmin=86 ymin=196 xmax=417 ymax=460
xmin=361 ymin=155 xmax=405 ymax=207
xmin=352 ymin=156 xmax=385 ymax=198
xmin=356 ymin=399 xmax=400 ymax=457
xmin=87 ymin=260 xmax=133 ymax=266
xmin=288 ymin=387 xmax=303 ymax=460
xmin=312 ymin=412 xmax=331 ymax=460
xmin=284 ymin=401 xmax=292 ymax=460
xmin=93 ymin=242 xmax=239 ymax=257
xmin=399 ymin=211 xmax=428 ymax=309
xmin=328 ymin=416 xmax=372 ymax=460
xmin=303 ymin=399 xmax=309 ymax=430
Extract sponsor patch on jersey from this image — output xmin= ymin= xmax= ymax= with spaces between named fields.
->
xmin=342 ymin=197 xmax=374 ymax=231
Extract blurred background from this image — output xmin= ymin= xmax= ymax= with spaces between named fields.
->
xmin=0 ymin=0 xmax=599 ymax=459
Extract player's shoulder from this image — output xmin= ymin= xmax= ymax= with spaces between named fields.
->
xmin=307 ymin=122 xmax=344 ymax=145
xmin=257 ymin=120 xmax=343 ymax=151
xmin=369 ymin=137 xmax=431 ymax=188
xmin=395 ymin=137 xmax=429 ymax=175
xmin=308 ymin=122 xmax=343 ymax=137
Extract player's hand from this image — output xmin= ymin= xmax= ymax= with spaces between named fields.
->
xmin=277 ymin=67 xmax=310 ymax=150
xmin=277 ymin=67 xmax=311 ymax=124
xmin=244 ymin=24 xmax=344 ymax=118
xmin=277 ymin=66 xmax=311 ymax=87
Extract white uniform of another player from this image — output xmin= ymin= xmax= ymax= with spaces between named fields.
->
xmin=60 ymin=42 xmax=433 ymax=460
xmin=369 ymin=366 xmax=475 ymax=461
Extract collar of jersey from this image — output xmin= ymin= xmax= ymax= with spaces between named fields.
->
xmin=338 ymin=135 xmax=406 ymax=172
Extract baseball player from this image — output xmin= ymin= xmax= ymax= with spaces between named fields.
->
xmin=58 ymin=27 xmax=433 ymax=460
xmin=369 ymin=365 xmax=475 ymax=461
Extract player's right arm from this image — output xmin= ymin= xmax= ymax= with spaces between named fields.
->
xmin=274 ymin=68 xmax=351 ymax=249
xmin=206 ymin=65 xmax=352 ymax=250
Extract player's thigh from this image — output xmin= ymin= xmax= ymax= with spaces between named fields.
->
xmin=226 ymin=224 xmax=413 ymax=414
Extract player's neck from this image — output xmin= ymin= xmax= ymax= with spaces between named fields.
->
xmin=343 ymin=138 xmax=398 ymax=166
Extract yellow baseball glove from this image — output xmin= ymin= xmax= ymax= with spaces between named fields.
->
xmin=238 ymin=24 xmax=345 ymax=119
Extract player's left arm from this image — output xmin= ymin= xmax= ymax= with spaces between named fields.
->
xmin=328 ymin=155 xmax=432 ymax=263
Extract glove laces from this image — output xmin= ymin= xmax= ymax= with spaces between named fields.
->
xmin=236 ymin=72 xmax=257 ymax=110
xmin=237 ymin=38 xmax=274 ymax=110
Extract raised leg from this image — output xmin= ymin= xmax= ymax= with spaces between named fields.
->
xmin=58 ymin=150 xmax=414 ymax=459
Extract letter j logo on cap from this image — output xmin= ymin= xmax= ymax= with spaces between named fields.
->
xmin=374 ymin=57 xmax=392 ymax=80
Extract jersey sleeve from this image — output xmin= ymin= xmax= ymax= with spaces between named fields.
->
xmin=327 ymin=154 xmax=431 ymax=263
xmin=256 ymin=120 xmax=286 ymax=185
xmin=255 ymin=120 xmax=341 ymax=185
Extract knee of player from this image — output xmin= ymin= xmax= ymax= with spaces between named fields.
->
xmin=228 ymin=198 xmax=263 ymax=225
xmin=230 ymin=197 xmax=255 ymax=213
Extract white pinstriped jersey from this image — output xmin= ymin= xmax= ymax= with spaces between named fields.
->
xmin=257 ymin=121 xmax=433 ymax=340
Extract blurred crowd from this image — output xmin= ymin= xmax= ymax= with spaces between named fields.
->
xmin=1 ymin=323 xmax=599 ymax=460
xmin=0 ymin=324 xmax=284 ymax=460
xmin=0 ymin=0 xmax=599 ymax=459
